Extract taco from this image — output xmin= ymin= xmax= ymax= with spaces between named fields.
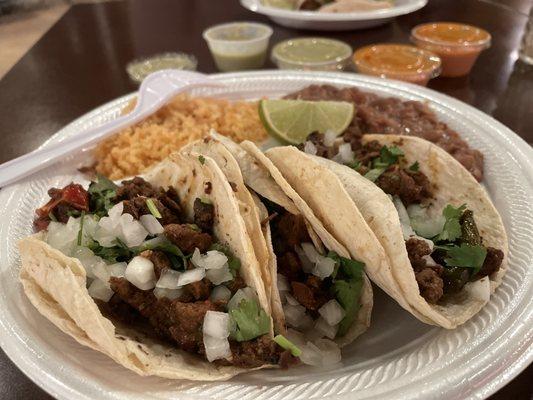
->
xmin=199 ymin=133 xmax=374 ymax=365
xmin=19 ymin=151 xmax=289 ymax=380
xmin=266 ymin=133 xmax=508 ymax=328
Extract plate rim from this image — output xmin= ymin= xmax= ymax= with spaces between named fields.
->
xmin=0 ymin=70 xmax=531 ymax=400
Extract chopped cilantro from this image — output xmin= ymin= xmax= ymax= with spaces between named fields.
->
xmin=87 ymin=239 xmax=133 ymax=263
xmin=273 ymin=335 xmax=302 ymax=357
xmin=88 ymin=174 xmax=118 ymax=217
xmin=376 ymin=145 xmax=404 ymax=166
xmin=200 ymin=197 xmax=212 ymax=205
xmin=436 ymin=243 xmax=487 ymax=275
xmin=77 ymin=211 xmax=86 ymax=246
xmin=347 ymin=160 xmax=361 ymax=170
xmin=327 ymin=252 xmax=365 ymax=336
xmin=435 ymin=204 xmax=466 ymax=242
xmin=229 ymin=299 xmax=270 ymax=342
xmin=409 ymin=161 xmax=420 ymax=171
xmin=48 ymin=212 xmax=57 ymax=222
xmin=134 ymin=237 xmax=188 ymax=269
xmin=146 ymin=198 xmax=162 ymax=219
xmin=364 ymin=167 xmax=386 ymax=182
xmin=198 ymin=155 xmax=206 ymax=165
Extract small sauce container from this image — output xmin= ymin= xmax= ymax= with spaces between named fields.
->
xmin=353 ymin=44 xmax=442 ymax=86
xmin=271 ymin=38 xmax=352 ymax=71
xmin=126 ymin=52 xmax=197 ymax=84
xmin=411 ymin=22 xmax=491 ymax=77
xmin=203 ymin=22 xmax=273 ymax=72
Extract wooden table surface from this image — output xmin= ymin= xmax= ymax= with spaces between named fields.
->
xmin=0 ymin=0 xmax=531 ymax=398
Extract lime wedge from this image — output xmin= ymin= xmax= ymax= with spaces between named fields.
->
xmin=259 ymin=99 xmax=354 ymax=145
xmin=261 ymin=0 xmax=296 ymax=9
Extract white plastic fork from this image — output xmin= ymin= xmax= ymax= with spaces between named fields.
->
xmin=0 ymin=69 xmax=224 ymax=188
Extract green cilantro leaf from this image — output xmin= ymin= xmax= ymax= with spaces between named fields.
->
xmin=198 ymin=155 xmax=206 ymax=165
xmin=378 ymin=145 xmax=404 ymax=166
xmin=77 ymin=211 xmax=86 ymax=246
xmin=146 ymin=198 xmax=162 ymax=219
xmin=347 ymin=160 xmax=361 ymax=170
xmin=134 ymin=237 xmax=188 ymax=269
xmin=87 ymin=239 xmax=133 ymax=263
xmin=409 ymin=161 xmax=420 ymax=171
xmin=229 ymin=299 xmax=270 ymax=342
xmin=327 ymin=251 xmax=365 ymax=336
xmin=273 ymin=335 xmax=302 ymax=357
xmin=88 ymin=174 xmax=118 ymax=217
xmin=436 ymin=243 xmax=487 ymax=275
xmin=435 ymin=204 xmax=467 ymax=242
xmin=364 ymin=167 xmax=386 ymax=182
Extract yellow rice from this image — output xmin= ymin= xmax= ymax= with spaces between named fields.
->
xmin=94 ymin=94 xmax=266 ymax=179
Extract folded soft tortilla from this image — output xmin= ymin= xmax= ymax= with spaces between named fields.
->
xmin=264 ymin=135 xmax=508 ymax=328
xmin=19 ymin=151 xmax=274 ymax=380
xmin=206 ymin=133 xmax=373 ymax=347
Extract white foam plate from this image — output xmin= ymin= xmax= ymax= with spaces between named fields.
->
xmin=240 ymin=0 xmax=427 ymax=30
xmin=0 ymin=71 xmax=531 ymax=400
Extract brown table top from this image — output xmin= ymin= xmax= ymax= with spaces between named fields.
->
xmin=0 ymin=0 xmax=532 ymax=398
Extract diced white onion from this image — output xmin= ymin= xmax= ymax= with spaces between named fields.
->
xmin=71 ymin=246 xmax=98 ymax=278
xmin=191 ymin=249 xmax=228 ymax=270
xmin=108 ymin=202 xmax=124 ymax=219
xmin=203 ymin=311 xmax=230 ymax=339
xmin=119 ymin=213 xmax=149 ymax=247
xmin=285 ymin=293 xmax=299 ymax=306
xmin=228 ymin=287 xmax=256 ymax=310
xmin=318 ymin=299 xmax=346 ymax=326
xmin=299 ymin=313 xmax=314 ymax=331
xmin=88 ymin=279 xmax=114 ymax=302
xmin=206 ymin=265 xmax=233 ymax=285
xmin=299 ymin=339 xmax=341 ymax=367
xmin=210 ymin=285 xmax=232 ymax=302
xmin=46 ymin=220 xmax=79 ymax=256
xmin=140 ymin=214 xmax=164 ymax=235
xmin=464 ymin=276 xmax=490 ymax=302
xmin=109 ymin=262 xmax=127 ymax=278
xmin=277 ymin=274 xmax=290 ymax=292
xmin=125 ymin=256 xmax=156 ymax=290
xmin=153 ymin=287 xmax=183 ymax=300
xmin=314 ymin=338 xmax=341 ymax=366
xmin=314 ymin=317 xmax=338 ymax=339
xmin=303 ymin=141 xmax=317 ymax=155
xmin=299 ymin=341 xmax=323 ymax=366
xmin=285 ymin=328 xmax=306 ymax=348
xmin=156 ymin=269 xmax=181 ymax=289
xmin=203 ymin=334 xmax=231 ymax=362
xmin=338 ymin=143 xmax=355 ymax=164
xmin=283 ymin=304 xmax=307 ymax=328
xmin=176 ymin=268 xmax=205 ymax=287
xmin=301 ymin=242 xmax=320 ymax=264
xmin=92 ymin=260 xmax=111 ymax=284
xmin=295 ymin=245 xmax=314 ymax=274
xmin=407 ymin=204 xmax=445 ymax=239
xmin=323 ymin=130 xmax=337 ymax=147
xmin=313 ymin=256 xmax=336 ymax=279
xmin=393 ymin=196 xmax=415 ymax=239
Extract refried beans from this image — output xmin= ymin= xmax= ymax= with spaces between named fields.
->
xmin=284 ymin=85 xmax=484 ymax=181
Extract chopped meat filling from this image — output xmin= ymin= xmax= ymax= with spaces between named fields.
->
xmin=375 ymin=165 xmax=431 ymax=206
xmin=164 ymin=224 xmax=213 ymax=253
xmin=193 ymin=198 xmax=215 ymax=232
xmin=139 ymin=250 xmax=172 ymax=279
xmin=477 ymin=247 xmax=504 ymax=278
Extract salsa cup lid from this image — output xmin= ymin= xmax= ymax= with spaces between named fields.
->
xmin=411 ymin=22 xmax=491 ymax=50
xmin=271 ymin=37 xmax=353 ymax=68
xmin=203 ymin=22 xmax=273 ymax=46
xmin=353 ymin=44 xmax=442 ymax=79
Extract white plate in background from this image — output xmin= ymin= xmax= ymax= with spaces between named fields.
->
xmin=240 ymin=0 xmax=427 ymax=30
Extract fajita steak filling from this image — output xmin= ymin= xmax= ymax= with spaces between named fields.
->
xmin=34 ymin=175 xmax=283 ymax=368
xmin=286 ymin=84 xmax=484 ymax=181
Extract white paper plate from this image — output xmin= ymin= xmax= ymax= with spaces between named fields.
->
xmin=240 ymin=0 xmax=427 ymax=30
xmin=0 ymin=71 xmax=531 ymax=400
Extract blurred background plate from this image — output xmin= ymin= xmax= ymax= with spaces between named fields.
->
xmin=239 ymin=0 xmax=427 ymax=30
xmin=0 ymin=71 xmax=531 ymax=400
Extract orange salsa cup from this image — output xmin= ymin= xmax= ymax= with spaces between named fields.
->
xmin=353 ymin=44 xmax=442 ymax=86
xmin=411 ymin=22 xmax=491 ymax=77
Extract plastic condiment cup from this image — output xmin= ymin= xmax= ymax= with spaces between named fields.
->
xmin=353 ymin=44 xmax=442 ymax=86
xmin=203 ymin=22 xmax=273 ymax=72
xmin=271 ymin=38 xmax=353 ymax=71
xmin=411 ymin=22 xmax=491 ymax=77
